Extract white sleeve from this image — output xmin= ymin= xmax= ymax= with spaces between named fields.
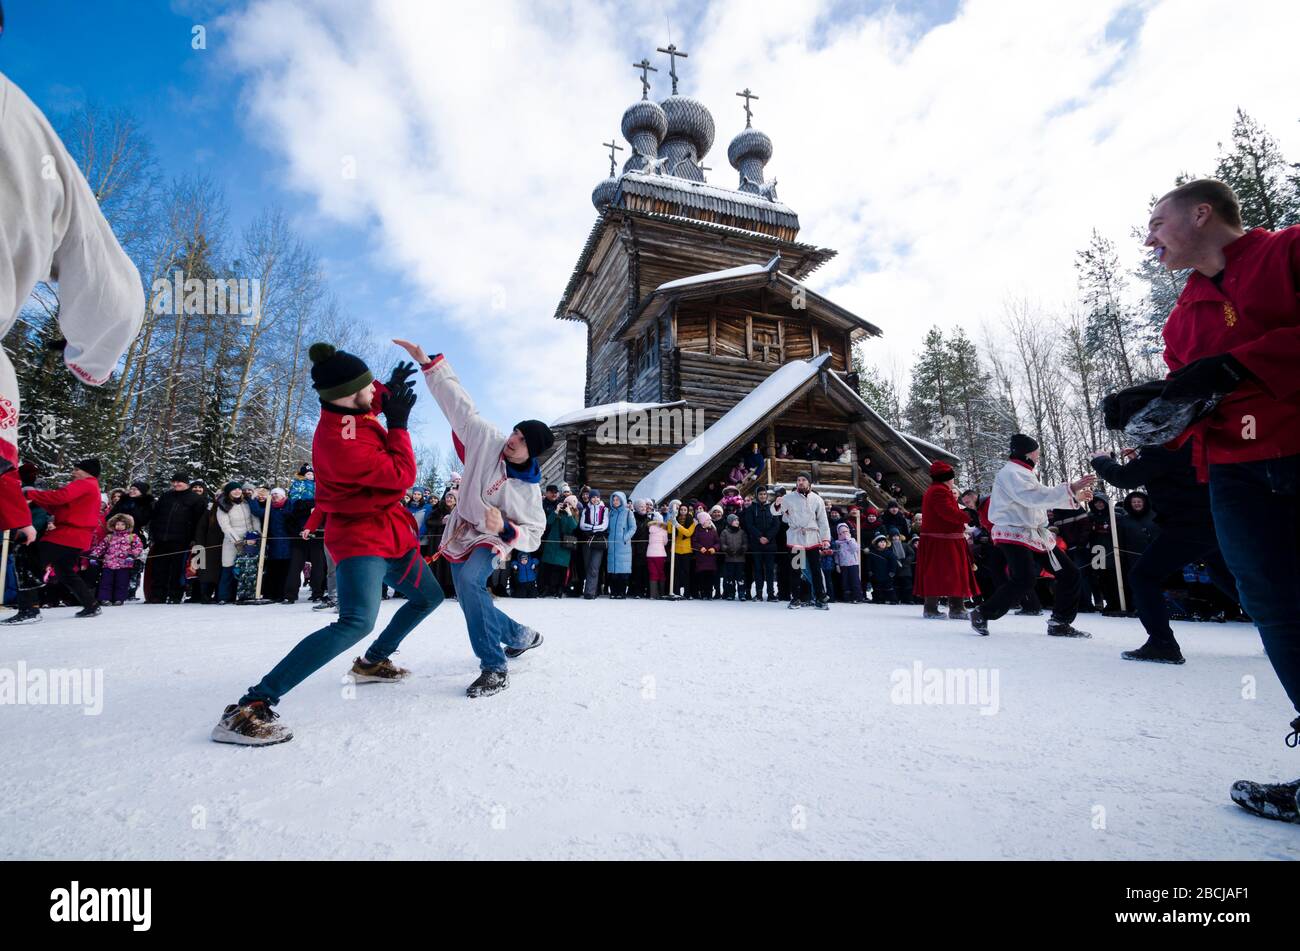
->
xmin=421 ymin=356 xmax=504 ymax=450
xmin=511 ymin=495 xmax=546 ymax=554
xmin=1000 ymin=468 xmax=1073 ymax=510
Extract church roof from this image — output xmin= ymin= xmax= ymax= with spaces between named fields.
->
xmin=615 ymin=171 xmax=799 ymax=231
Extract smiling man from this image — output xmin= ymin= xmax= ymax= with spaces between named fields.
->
xmin=1148 ymin=178 xmax=1300 ymax=823
xmin=394 ymin=338 xmax=549 ymax=698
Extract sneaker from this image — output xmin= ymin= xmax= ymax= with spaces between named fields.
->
xmin=466 ymin=670 xmax=509 ymax=698
xmin=1121 ymin=638 xmax=1185 ymax=665
xmin=787 ymin=599 xmax=804 ymax=610
xmin=112 ymin=601 xmax=124 ymax=607
xmin=969 ymin=608 xmax=989 ymax=636
xmin=0 ymin=609 xmax=41 ymax=625
xmin=75 ymin=604 xmax=102 ymax=619
xmin=349 ymin=655 xmax=410 ymax=684
xmin=922 ymin=610 xmax=945 ymax=620
xmin=504 ymin=629 xmax=543 ymax=659
xmin=813 ymin=600 xmax=829 ymax=611
xmin=210 ymin=701 xmax=293 ymax=746
xmin=1230 ymin=777 xmax=1300 ymax=823
xmin=1046 ymin=619 xmax=1092 ymax=638
xmin=313 ymin=598 xmax=337 ymax=612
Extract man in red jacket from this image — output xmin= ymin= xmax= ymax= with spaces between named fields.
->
xmin=1 ymin=458 xmax=103 ymax=623
xmin=211 ymin=343 xmax=444 ymax=746
xmin=1148 ymin=178 xmax=1300 ymax=823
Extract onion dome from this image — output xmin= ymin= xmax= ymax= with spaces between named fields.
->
xmin=728 ymin=126 xmax=773 ymax=194
xmin=591 ymin=174 xmax=619 ymax=211
xmin=621 ymin=99 xmax=668 ymax=173
xmin=657 ymin=94 xmax=714 ymax=181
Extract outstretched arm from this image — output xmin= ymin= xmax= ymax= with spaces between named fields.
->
xmin=395 ymin=339 xmax=502 ymax=450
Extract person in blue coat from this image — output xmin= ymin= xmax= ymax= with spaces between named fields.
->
xmin=605 ymin=490 xmax=637 ymax=599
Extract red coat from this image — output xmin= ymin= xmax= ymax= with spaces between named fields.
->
xmin=1163 ymin=226 xmax=1300 ymax=476
xmin=913 ymin=482 xmax=978 ymax=598
xmin=311 ymin=395 xmax=419 ymax=562
xmin=25 ymin=476 xmax=102 ymax=550
xmin=0 ymin=467 xmax=30 ymax=530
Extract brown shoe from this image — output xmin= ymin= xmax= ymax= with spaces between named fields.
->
xmin=349 ymin=656 xmax=410 ymax=684
xmin=210 ymin=701 xmax=293 ymax=746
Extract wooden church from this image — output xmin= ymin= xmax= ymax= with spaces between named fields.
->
xmin=541 ymin=47 xmax=954 ymax=505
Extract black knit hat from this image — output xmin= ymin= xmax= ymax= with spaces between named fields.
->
xmin=309 ymin=342 xmax=373 ymax=401
xmin=222 ymin=481 xmax=242 ymax=495
xmin=74 ymin=458 xmax=101 ymax=478
xmin=131 ymin=480 xmax=150 ymax=493
xmin=513 ymin=419 xmax=555 ymax=459
xmin=297 ymin=463 xmax=313 ymax=477
xmin=796 ymin=470 xmax=812 ymax=483
xmin=1009 ymin=433 xmax=1039 ymax=458
xmin=171 ymin=472 xmax=190 ymax=485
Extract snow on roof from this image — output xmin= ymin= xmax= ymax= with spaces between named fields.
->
xmin=898 ymin=431 xmax=960 ymax=462
xmin=655 ymin=262 xmax=768 ymax=292
xmin=551 ymin=400 xmax=684 ymax=429
xmin=631 ymin=353 xmax=831 ymax=502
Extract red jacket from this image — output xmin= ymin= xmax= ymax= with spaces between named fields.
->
xmin=1162 ymin=226 xmax=1300 ymax=475
xmin=914 ymin=482 xmax=978 ymax=598
xmin=26 ymin=476 xmax=102 ymax=550
xmin=0 ymin=467 xmax=30 ymax=530
xmin=311 ymin=396 xmax=419 ymax=562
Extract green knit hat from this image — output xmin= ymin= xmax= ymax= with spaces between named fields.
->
xmin=309 ymin=342 xmax=373 ymax=401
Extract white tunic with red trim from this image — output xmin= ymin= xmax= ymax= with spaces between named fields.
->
xmin=987 ymin=459 xmax=1076 ymax=553
xmin=0 ymin=71 xmax=143 ymax=471
xmin=421 ymin=355 xmax=545 ymax=561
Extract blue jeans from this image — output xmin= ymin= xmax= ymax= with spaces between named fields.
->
xmin=1209 ymin=454 xmax=1300 ymax=715
xmin=217 ymin=566 xmax=237 ymax=603
xmin=241 ymin=549 xmax=444 ymax=706
xmin=449 ymin=546 xmax=533 ymax=673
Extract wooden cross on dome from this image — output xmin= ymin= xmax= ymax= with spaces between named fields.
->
xmin=656 ymin=43 xmax=688 ymax=94
xmin=632 ymin=58 xmax=657 ymax=100
xmin=736 ymin=88 xmax=759 ymax=128
xmin=603 ymin=138 xmax=624 ymax=176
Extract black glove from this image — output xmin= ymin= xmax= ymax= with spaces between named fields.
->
xmin=385 ymin=360 xmax=417 ymax=393
xmin=383 ymin=382 xmax=416 ymax=430
xmin=1161 ymin=353 xmax=1249 ymax=401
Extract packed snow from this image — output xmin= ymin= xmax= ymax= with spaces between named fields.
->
xmin=1 ymin=596 xmax=1296 ymax=860
xmin=551 ymin=400 xmax=685 ymax=429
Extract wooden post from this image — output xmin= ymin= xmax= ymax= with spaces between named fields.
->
xmin=254 ymin=494 xmax=272 ymax=600
xmin=1107 ymin=492 xmax=1127 ymax=612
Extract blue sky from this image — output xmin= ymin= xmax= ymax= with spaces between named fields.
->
xmin=4 ymin=0 xmax=1299 ymax=456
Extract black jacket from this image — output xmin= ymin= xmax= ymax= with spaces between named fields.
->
xmin=150 ymin=488 xmax=206 ymax=543
xmin=1090 ymin=443 xmax=1214 ymax=538
xmin=742 ymin=499 xmax=781 ymax=551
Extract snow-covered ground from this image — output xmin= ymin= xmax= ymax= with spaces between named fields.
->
xmin=1 ymin=597 xmax=1296 ymax=860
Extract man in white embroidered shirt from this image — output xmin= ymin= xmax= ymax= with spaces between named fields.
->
xmin=970 ymin=433 xmax=1096 ymax=638
xmin=394 ymin=339 xmax=548 ymax=698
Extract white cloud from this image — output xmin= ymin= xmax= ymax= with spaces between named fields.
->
xmin=220 ymin=0 xmax=1300 ymax=416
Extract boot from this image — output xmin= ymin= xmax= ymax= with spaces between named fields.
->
xmin=466 ymin=670 xmax=509 ymax=698
xmin=946 ymin=596 xmax=970 ymax=620
xmin=1230 ymin=775 xmax=1300 ymax=823
xmin=210 ymin=700 xmax=292 ymax=746
xmin=1046 ymin=618 xmax=1092 ymax=638
xmin=922 ymin=597 xmax=944 ymax=620
xmin=349 ymin=655 xmax=411 ymax=684
xmin=1121 ymin=637 xmax=1185 ymax=665
xmin=504 ymin=629 xmax=543 ymax=659
xmin=75 ymin=603 xmax=102 ymax=619
xmin=969 ymin=607 xmax=988 ymax=636
xmin=0 ymin=608 xmax=41 ymax=625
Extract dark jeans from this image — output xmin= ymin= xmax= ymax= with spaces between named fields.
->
xmin=752 ymin=550 xmax=776 ymax=595
xmin=1209 ymin=454 xmax=1300 ymax=715
xmin=794 ymin=548 xmax=826 ymax=603
xmin=839 ymin=565 xmax=863 ymax=601
xmin=1129 ymin=532 xmax=1237 ymax=646
xmin=149 ymin=542 xmax=190 ymax=602
xmin=722 ymin=562 xmax=745 ymax=597
xmin=980 ymin=543 xmax=1079 ymax=623
xmin=241 ymin=549 xmax=443 ymax=706
xmin=19 ymin=541 xmax=96 ymax=610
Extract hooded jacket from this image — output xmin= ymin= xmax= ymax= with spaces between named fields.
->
xmin=605 ymin=491 xmax=636 ymax=573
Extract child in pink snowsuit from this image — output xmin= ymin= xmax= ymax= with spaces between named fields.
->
xmin=90 ymin=514 xmax=144 ymax=605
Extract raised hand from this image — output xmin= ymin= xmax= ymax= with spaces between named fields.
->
xmin=386 ymin=360 xmax=417 ymax=392
xmin=392 ymin=338 xmax=431 ymax=365
xmin=383 ymin=382 xmax=417 ymax=430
